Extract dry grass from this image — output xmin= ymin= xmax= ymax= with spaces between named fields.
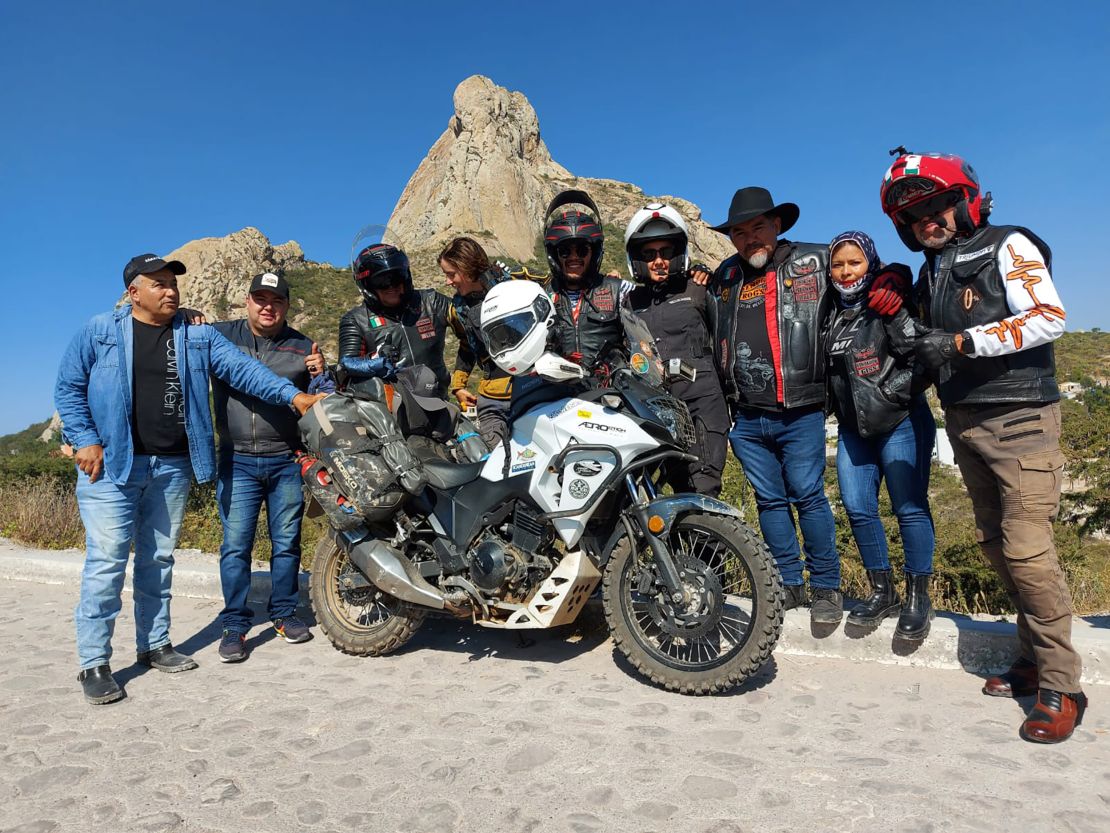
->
xmin=0 ymin=477 xmax=85 ymax=549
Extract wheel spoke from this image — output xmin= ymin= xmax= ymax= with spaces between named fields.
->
xmin=621 ymin=523 xmax=763 ymax=672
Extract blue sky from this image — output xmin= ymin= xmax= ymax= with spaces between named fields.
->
xmin=2 ymin=1 xmax=1108 ymax=435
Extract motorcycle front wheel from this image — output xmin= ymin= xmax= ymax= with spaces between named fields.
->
xmin=602 ymin=513 xmax=783 ymax=694
xmin=309 ymin=533 xmax=427 ymax=656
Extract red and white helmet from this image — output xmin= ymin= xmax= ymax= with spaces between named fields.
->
xmin=881 ymin=151 xmax=987 ymax=251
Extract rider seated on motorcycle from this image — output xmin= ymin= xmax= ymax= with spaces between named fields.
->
xmin=338 ymin=242 xmax=452 ymax=395
xmin=624 ymin=204 xmax=730 ymax=497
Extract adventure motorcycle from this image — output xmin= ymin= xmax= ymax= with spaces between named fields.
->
xmin=304 ymin=258 xmax=784 ymax=693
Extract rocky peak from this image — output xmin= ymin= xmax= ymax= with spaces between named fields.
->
xmin=165 ymin=227 xmax=308 ymax=317
xmin=388 ymin=75 xmax=732 ymax=270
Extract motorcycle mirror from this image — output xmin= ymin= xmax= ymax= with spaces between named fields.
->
xmin=533 ymin=352 xmax=587 ymax=382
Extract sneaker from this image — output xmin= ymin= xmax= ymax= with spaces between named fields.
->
xmin=273 ymin=616 xmax=312 ymax=644
xmin=810 ymin=588 xmax=844 ymax=625
xmin=218 ymin=630 xmax=247 ymax=663
xmin=783 ymin=583 xmax=808 ymax=611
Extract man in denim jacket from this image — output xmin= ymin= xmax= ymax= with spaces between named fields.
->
xmin=54 ymin=253 xmax=322 ymax=705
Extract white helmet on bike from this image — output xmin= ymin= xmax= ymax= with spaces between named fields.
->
xmin=479 ymin=280 xmax=555 ymax=375
xmin=624 ymin=202 xmax=690 ymax=282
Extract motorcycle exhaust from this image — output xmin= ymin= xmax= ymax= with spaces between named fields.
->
xmin=336 ymin=529 xmax=446 ymax=610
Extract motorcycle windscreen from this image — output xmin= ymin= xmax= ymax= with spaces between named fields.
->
xmin=621 ymin=307 xmax=666 ymax=387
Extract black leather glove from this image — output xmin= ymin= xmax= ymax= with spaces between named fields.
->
xmin=912 ymin=322 xmax=968 ymax=370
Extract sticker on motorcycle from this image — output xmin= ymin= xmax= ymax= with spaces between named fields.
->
xmin=630 ymin=352 xmax=650 ymax=375
xmin=573 ymin=461 xmax=603 ymax=477
xmin=576 ymin=409 xmax=592 ymax=418
xmin=579 ymin=421 xmax=626 ymax=433
xmin=568 ymin=479 xmax=590 ymax=499
xmin=511 ymin=461 xmax=536 ymax=474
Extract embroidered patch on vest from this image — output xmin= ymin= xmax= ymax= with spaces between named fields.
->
xmin=592 ymin=288 xmax=614 ymax=312
xmin=955 ymin=245 xmax=996 ymax=263
xmin=416 ymin=316 xmax=436 ymax=340
xmin=791 ymin=254 xmax=819 ymax=276
xmin=791 ymin=274 xmax=819 ymax=303
xmin=962 ymin=286 xmax=982 ymax=311
xmin=368 ymin=314 xmax=386 ymax=328
xmin=853 ymin=346 xmax=880 ymax=376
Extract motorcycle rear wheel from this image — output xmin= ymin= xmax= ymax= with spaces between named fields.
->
xmin=602 ymin=513 xmax=783 ymax=695
xmin=309 ymin=533 xmax=427 ymax=656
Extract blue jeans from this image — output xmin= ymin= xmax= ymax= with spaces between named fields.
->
xmin=74 ymin=454 xmax=193 ymax=670
xmin=836 ymin=397 xmax=936 ymax=576
xmin=217 ymin=452 xmax=305 ymax=632
xmin=729 ymin=407 xmax=840 ymax=589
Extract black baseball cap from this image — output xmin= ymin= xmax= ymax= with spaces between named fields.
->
xmin=248 ymin=272 xmax=290 ymax=300
xmin=123 ymin=253 xmax=186 ymax=288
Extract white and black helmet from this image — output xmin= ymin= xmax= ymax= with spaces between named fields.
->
xmin=624 ymin=203 xmax=689 ymax=283
xmin=479 ymin=280 xmax=555 ymax=376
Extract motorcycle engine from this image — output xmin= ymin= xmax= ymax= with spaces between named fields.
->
xmin=468 ymin=533 xmax=529 ymax=593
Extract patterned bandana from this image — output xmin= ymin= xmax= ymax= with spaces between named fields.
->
xmin=828 ymin=230 xmax=880 ymax=306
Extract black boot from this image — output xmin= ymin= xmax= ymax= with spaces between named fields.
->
xmin=78 ymin=665 xmax=124 ymax=705
xmin=896 ymin=573 xmax=934 ymax=640
xmin=847 ymin=569 xmax=901 ymax=626
xmin=782 ymin=583 xmax=808 ymax=611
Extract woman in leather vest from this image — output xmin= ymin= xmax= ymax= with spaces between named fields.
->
xmin=825 ymin=231 xmax=937 ymax=642
xmin=624 ymin=203 xmax=729 ymax=496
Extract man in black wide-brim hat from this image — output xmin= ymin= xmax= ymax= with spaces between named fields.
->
xmin=709 ymin=187 xmax=842 ymax=624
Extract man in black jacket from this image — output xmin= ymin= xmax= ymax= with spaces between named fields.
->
xmin=212 ymin=272 xmax=327 ymax=662
xmin=881 ymin=150 xmax=1085 ymax=743
xmin=710 ymin=187 xmax=841 ymax=623
xmin=339 ymin=243 xmax=452 ymax=395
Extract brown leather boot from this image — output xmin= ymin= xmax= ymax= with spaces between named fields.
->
xmin=1020 ymin=689 xmax=1088 ymax=744
xmin=982 ymin=658 xmax=1038 ymax=698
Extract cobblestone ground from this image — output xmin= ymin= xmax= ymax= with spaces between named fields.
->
xmin=1 ymin=580 xmax=1107 ymax=833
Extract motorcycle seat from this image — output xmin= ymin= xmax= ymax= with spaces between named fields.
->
xmin=422 ymin=458 xmax=486 ymax=490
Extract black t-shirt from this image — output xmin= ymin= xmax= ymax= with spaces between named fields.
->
xmin=131 ymin=319 xmax=189 ymax=455
xmin=826 ymin=307 xmax=866 ymax=434
xmin=731 ymin=271 xmax=779 ymax=409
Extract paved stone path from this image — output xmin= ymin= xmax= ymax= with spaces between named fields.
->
xmin=1 ymin=580 xmax=1107 ymax=833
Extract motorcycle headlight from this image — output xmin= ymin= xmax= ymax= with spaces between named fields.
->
xmin=645 ymin=396 xmax=695 ymax=449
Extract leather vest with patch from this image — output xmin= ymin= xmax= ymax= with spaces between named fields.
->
xmin=338 ymin=289 xmax=452 ymax=395
xmin=551 ymin=275 xmax=627 ymax=373
xmin=713 ymin=241 xmax=831 ymax=410
xmin=917 ymin=224 xmax=1058 ymax=407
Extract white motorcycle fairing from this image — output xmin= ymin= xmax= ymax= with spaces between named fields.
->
xmin=479 ymin=395 xmax=658 ymax=548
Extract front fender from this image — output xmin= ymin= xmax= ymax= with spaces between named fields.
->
xmin=597 ymin=493 xmax=744 ymax=568
xmin=644 ymin=493 xmax=742 ymax=537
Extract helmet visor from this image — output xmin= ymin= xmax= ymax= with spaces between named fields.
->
xmin=365 ymin=269 xmax=407 ymax=290
xmin=483 ymin=310 xmax=538 ymax=356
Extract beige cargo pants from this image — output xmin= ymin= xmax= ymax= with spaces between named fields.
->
xmin=945 ymin=401 xmax=1082 ymax=693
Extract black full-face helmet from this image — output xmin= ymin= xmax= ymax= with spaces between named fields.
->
xmin=352 ymin=243 xmax=413 ymax=305
xmin=543 ymin=190 xmax=604 ymax=284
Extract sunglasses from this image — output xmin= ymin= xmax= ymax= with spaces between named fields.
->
xmin=897 ymin=191 xmax=961 ymax=225
xmin=556 ymin=241 xmax=591 ymax=258
xmin=640 ymin=245 xmax=675 ymax=262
